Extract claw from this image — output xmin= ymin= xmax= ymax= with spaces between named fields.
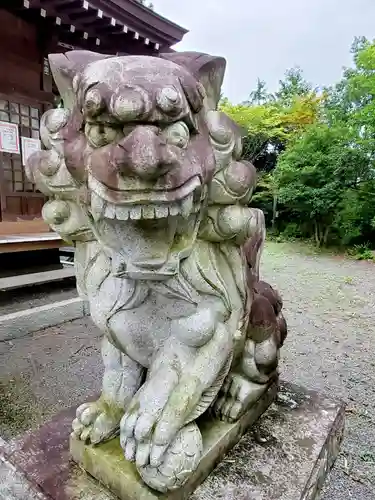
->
xmin=80 ymin=426 xmax=93 ymax=443
xmin=124 ymin=438 xmax=136 ymax=461
xmin=134 ymin=414 xmax=155 ymax=442
xmin=121 ymin=410 xmax=139 ymax=438
xmin=136 ymin=440 xmax=151 ymax=468
xmin=76 ymin=402 xmax=91 ymax=420
xmin=72 ymin=418 xmax=84 ymax=437
xmin=81 ymin=405 xmax=101 ymax=426
xmin=91 ymin=413 xmax=120 ymax=444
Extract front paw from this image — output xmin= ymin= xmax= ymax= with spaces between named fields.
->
xmin=119 ymin=372 xmax=179 ymax=468
xmin=214 ymin=373 xmax=267 ymax=422
xmin=71 ymin=400 xmax=123 ymax=444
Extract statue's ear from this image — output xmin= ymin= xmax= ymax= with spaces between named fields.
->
xmin=49 ymin=50 xmax=112 ymax=110
xmin=160 ymin=52 xmax=226 ymax=110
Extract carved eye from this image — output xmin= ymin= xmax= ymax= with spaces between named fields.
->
xmin=157 ymin=86 xmax=182 ymax=115
xmin=85 ymin=123 xmax=123 ymax=148
xmin=84 ymin=87 xmax=105 ymax=117
xmin=163 ymin=121 xmax=190 ymax=148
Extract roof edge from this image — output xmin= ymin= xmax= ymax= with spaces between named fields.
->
xmin=99 ymin=0 xmax=188 ymax=45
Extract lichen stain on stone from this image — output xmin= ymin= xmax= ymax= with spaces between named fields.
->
xmin=278 ymin=382 xmax=311 ymax=408
xmin=75 ymin=436 xmax=148 ymax=492
xmin=252 ymin=470 xmax=272 ymax=486
xmin=208 ymin=433 xmax=273 ymax=485
xmin=296 ymin=436 xmax=317 ymax=456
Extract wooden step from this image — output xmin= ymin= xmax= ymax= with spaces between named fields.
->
xmin=0 ymin=267 xmax=75 ymax=292
xmin=0 ymin=232 xmax=63 ymax=254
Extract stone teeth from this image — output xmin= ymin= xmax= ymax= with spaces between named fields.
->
xmin=142 ymin=206 xmax=156 ymax=219
xmin=91 ymin=192 xmax=106 ymax=220
xmin=169 ymin=204 xmax=179 ymax=216
xmin=155 ymin=206 xmax=169 ymax=219
xmin=91 ymin=195 xmax=198 ymax=222
xmin=104 ymin=203 xmax=116 ymax=219
xmin=181 ymin=193 xmax=194 ymax=218
xmin=115 ymin=206 xmax=131 ymax=220
xmin=129 ymin=206 xmax=142 ymax=220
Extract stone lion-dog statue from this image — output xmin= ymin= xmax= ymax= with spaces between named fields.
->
xmin=26 ymin=50 xmax=287 ymax=493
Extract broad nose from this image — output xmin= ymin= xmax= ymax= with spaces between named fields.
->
xmin=119 ymin=126 xmax=177 ymax=180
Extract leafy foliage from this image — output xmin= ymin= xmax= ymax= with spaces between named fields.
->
xmin=275 ymin=124 xmax=373 ymax=246
xmin=276 ymin=67 xmax=313 ymax=105
xmin=221 ymin=38 xmax=375 ymax=250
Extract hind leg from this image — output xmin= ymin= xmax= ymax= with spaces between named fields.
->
xmin=72 ymin=337 xmax=144 ymax=444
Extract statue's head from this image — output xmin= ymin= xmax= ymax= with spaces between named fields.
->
xmin=27 ymin=50 xmax=246 ymax=279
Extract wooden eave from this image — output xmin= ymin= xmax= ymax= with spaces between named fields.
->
xmin=6 ymin=0 xmax=187 ymax=54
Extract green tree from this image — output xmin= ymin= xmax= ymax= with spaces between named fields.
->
xmin=276 ymin=67 xmax=313 ymax=105
xmin=275 ymin=123 xmax=372 ymax=246
xmin=220 ymin=91 xmax=322 ymax=162
xmin=245 ymin=78 xmax=272 ymax=105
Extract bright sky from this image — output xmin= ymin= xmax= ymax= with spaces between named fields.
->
xmin=154 ymin=0 xmax=375 ymax=103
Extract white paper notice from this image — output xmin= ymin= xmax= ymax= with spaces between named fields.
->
xmin=21 ymin=137 xmax=41 ymax=166
xmin=0 ymin=121 xmax=20 ymax=154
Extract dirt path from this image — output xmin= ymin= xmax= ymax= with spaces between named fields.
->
xmin=262 ymin=241 xmax=375 ymax=499
xmin=0 ymin=241 xmax=374 ymax=498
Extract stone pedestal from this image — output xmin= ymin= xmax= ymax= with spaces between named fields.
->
xmin=70 ymin=381 xmax=278 ymax=500
xmin=1 ymin=382 xmax=345 ymax=500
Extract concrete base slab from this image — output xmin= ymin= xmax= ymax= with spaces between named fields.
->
xmin=192 ymin=381 xmax=345 ymax=500
xmin=70 ymin=380 xmax=278 ymax=500
xmin=2 ymin=382 xmax=345 ymax=500
xmin=0 ymin=298 xmax=90 ymax=342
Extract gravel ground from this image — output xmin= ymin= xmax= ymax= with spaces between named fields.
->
xmin=0 ymin=241 xmax=374 ymax=498
xmin=0 ymin=280 xmax=77 ymax=316
xmin=264 ymin=241 xmax=375 ymax=500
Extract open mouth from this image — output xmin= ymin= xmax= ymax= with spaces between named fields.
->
xmin=89 ymin=175 xmax=204 ymax=222
xmin=91 ymin=191 xmax=201 ymax=221
xmin=88 ymin=174 xmax=206 ymax=280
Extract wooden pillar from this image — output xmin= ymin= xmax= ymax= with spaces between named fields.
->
xmin=37 ymin=21 xmax=59 ymax=109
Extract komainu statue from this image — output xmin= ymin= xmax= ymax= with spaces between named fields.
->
xmin=26 ymin=50 xmax=287 ymax=493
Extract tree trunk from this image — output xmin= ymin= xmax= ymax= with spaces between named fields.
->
xmin=272 ymin=193 xmax=278 ymax=231
xmin=313 ymin=221 xmax=320 ymax=247
xmin=322 ymin=225 xmax=330 ymax=246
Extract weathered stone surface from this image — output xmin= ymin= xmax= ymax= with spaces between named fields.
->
xmin=192 ymin=381 xmax=345 ymax=500
xmin=70 ymin=380 xmax=277 ymax=500
xmin=2 ymin=383 xmax=344 ymax=500
xmin=0 ymin=438 xmax=48 ymax=500
xmin=24 ymin=48 xmax=288 ymax=493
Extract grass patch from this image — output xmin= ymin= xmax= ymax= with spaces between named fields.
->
xmin=0 ymin=375 xmax=42 ymax=439
xmin=266 ymin=237 xmax=375 ymax=262
xmin=265 ymin=239 xmax=338 ymax=257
